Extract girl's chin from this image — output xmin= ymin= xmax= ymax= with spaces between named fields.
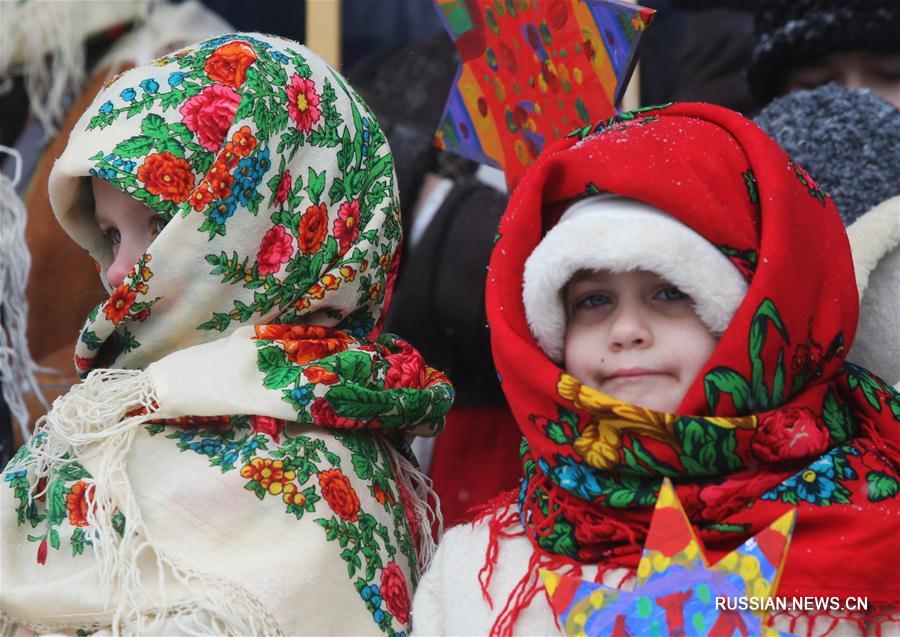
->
xmin=599 ymin=376 xmax=682 ymax=412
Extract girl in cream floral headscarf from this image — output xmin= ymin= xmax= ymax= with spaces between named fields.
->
xmin=1 ymin=33 xmax=452 ymax=636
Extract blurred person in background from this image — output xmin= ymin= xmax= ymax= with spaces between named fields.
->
xmin=748 ymin=0 xmax=900 ymax=107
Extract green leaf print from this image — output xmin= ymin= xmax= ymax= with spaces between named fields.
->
xmin=845 ymin=363 xmax=886 ymax=412
xmin=822 ymin=389 xmax=854 ymax=443
xmin=537 ymin=519 xmax=578 ymax=559
xmin=866 ymin=471 xmax=898 ymax=502
xmin=257 ymin=345 xmax=301 ymax=389
xmin=326 ymin=385 xmax=396 ymax=419
xmin=749 ymin=299 xmax=788 ymax=406
xmin=140 ymin=114 xmax=169 ymax=139
xmin=704 ymin=368 xmax=751 ymax=412
xmin=332 ymin=350 xmax=373 ymax=385
xmin=113 ymin=135 xmax=154 ymax=158
xmin=675 ymin=417 xmax=741 ymax=476
xmin=307 ymin=167 xmax=326 ymax=204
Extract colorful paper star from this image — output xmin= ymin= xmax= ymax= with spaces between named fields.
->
xmin=432 ymin=0 xmax=655 ymax=188
xmin=541 ymin=478 xmax=796 ymax=636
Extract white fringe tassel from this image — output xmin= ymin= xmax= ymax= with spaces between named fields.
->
xmin=0 ymin=3 xmax=85 ymax=136
xmin=0 ymin=145 xmax=47 ymax=441
xmin=5 ymin=369 xmax=281 ymax=636
xmin=0 ymin=1 xmax=155 ymax=135
xmin=382 ymin=439 xmax=443 ymax=574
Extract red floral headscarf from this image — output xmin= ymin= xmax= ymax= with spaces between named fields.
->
xmin=483 ymin=103 xmax=900 ymax=633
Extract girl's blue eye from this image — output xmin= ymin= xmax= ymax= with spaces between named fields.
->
xmin=656 ymin=286 xmax=688 ymax=301
xmin=105 ymin=228 xmax=122 ymax=245
xmin=577 ymin=292 xmax=612 ymax=309
xmin=152 ymin=216 xmax=168 ymax=234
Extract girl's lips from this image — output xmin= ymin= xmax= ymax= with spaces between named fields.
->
xmin=603 ymin=367 xmax=667 ymax=381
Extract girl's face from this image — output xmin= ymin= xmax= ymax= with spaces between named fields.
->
xmin=563 ymin=269 xmax=718 ymax=413
xmin=91 ymin=178 xmax=168 ymax=288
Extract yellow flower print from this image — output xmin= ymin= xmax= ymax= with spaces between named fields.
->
xmin=282 ymin=482 xmax=306 ymax=506
xmin=240 ymin=457 xmax=297 ymax=496
xmin=573 ymin=422 xmax=621 ymax=469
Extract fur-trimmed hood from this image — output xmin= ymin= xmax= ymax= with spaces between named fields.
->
xmin=847 ymin=194 xmax=900 ymax=388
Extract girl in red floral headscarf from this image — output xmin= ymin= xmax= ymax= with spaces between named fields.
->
xmin=411 ymin=103 xmax=899 ymax=636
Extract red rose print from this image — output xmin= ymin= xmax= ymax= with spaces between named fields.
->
xmin=137 ymin=152 xmax=194 ymax=203
xmin=286 ymin=74 xmax=322 ymax=132
xmin=254 ymin=325 xmax=354 ymax=366
xmin=257 ymin=225 xmax=294 ymax=275
xmin=104 ymin=284 xmax=137 ymax=324
xmin=751 ymin=407 xmax=830 ymax=463
xmin=310 ymin=398 xmax=362 ymax=428
xmin=298 ymin=203 xmax=328 ymax=254
xmin=179 ymin=84 xmax=241 ymax=152
xmin=204 ymin=41 xmax=257 ymax=87
xmin=384 ymin=350 xmax=427 ymax=389
xmin=334 ymin=200 xmax=360 ymax=251
xmin=698 ymin=470 xmax=788 ymax=521
xmin=65 ymin=481 xmax=94 ymax=527
xmin=75 ymin=354 xmax=94 ymax=372
xmin=380 ymin=561 xmax=411 ymax=625
xmin=317 ymin=468 xmax=360 ymax=521
xmin=274 ymin=170 xmax=292 ymax=206
xmin=250 ymin=415 xmax=285 ymax=443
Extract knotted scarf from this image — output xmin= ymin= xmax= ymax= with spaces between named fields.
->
xmin=481 ymin=103 xmax=900 ymax=634
xmin=1 ymin=33 xmax=452 ymax=636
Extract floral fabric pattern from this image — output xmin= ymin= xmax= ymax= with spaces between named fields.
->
xmin=145 ymin=416 xmax=418 ymax=636
xmin=3 ymin=32 xmax=453 ymax=636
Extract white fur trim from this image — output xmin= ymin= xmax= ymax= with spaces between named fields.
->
xmin=522 ymin=196 xmax=748 ymax=362
xmin=846 ymin=195 xmax=900 ymax=299
xmin=846 ymin=195 xmax=900 ymax=387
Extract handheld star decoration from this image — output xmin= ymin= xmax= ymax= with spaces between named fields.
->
xmin=541 ymin=478 xmax=797 ymax=636
xmin=432 ymin=0 xmax=655 ymax=188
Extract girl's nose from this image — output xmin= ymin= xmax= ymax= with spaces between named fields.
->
xmin=106 ymin=244 xmax=141 ymax=289
xmin=608 ymin=303 xmax=654 ymax=350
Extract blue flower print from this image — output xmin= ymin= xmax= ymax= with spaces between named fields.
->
xmin=210 ymin=196 xmax=238 ymax=225
xmin=232 ymin=148 xmax=271 ymax=205
xmin=120 ymin=87 xmax=137 ymax=102
xmin=167 ymin=71 xmax=187 ymax=87
xmin=3 ymin=470 xmax=26 ymax=482
xmin=99 ymin=100 xmax=113 ymax=113
xmin=189 ymin=438 xmax=224 ymax=457
xmin=545 ymin=454 xmax=603 ymax=500
xmin=139 ymin=78 xmax=159 ymax=94
xmin=291 ymin=387 xmax=313 ymax=405
xmin=270 ymin=50 xmax=290 ymax=65
xmin=762 ymin=449 xmax=854 ymax=505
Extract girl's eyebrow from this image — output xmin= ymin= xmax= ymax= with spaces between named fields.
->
xmin=567 ymin=269 xmax=606 ymax=285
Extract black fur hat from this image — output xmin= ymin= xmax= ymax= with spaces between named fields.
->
xmin=747 ymin=0 xmax=900 ymax=102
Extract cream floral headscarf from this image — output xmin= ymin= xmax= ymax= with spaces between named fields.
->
xmin=2 ymin=33 xmax=452 ymax=636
